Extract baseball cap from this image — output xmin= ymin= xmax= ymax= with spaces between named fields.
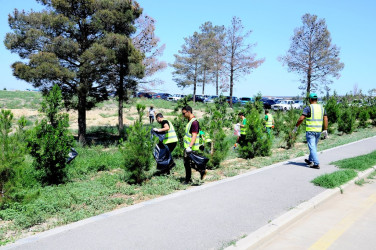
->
xmin=309 ymin=93 xmax=318 ymax=99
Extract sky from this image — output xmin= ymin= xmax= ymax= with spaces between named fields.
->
xmin=1 ymin=0 xmax=375 ymax=98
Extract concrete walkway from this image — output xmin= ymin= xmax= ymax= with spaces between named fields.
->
xmin=3 ymin=136 xmax=376 ymax=250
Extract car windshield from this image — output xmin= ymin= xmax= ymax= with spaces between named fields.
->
xmin=241 ymin=97 xmax=251 ymax=101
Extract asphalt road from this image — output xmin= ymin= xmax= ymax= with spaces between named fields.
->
xmin=3 ymin=136 xmax=376 ymax=250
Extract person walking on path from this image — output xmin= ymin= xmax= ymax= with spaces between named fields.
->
xmin=182 ymin=106 xmax=207 ymax=183
xmin=154 ymin=113 xmax=178 ymax=170
xmin=235 ymin=112 xmax=247 ymax=148
xmin=292 ymin=93 xmax=328 ymax=169
xmin=264 ymin=110 xmax=274 ymax=134
xmin=149 ymin=106 xmax=155 ymax=124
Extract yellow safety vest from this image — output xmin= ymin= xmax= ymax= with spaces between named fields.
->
xmin=163 ymin=120 xmax=178 ymax=144
xmin=199 ymin=131 xmax=212 ymax=145
xmin=184 ymin=118 xmax=200 ymax=151
xmin=266 ymin=114 xmax=274 ymax=128
xmin=306 ymin=104 xmax=324 ymax=132
xmin=240 ymin=118 xmax=247 ymax=135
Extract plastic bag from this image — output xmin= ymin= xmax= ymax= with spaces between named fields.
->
xmin=66 ymin=148 xmax=78 ymax=164
xmin=233 ymin=124 xmax=240 ymax=136
xmin=188 ymin=152 xmax=209 ymax=171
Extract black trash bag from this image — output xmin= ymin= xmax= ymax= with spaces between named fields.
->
xmin=150 ymin=129 xmax=166 ymax=142
xmin=66 ymin=148 xmax=78 ymax=164
xmin=151 ymin=129 xmax=172 ymax=171
xmin=189 ymin=152 xmax=209 ymax=171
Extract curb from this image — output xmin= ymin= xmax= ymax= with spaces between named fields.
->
xmin=225 ymin=166 xmax=376 ymax=250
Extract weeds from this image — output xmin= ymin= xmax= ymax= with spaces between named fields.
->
xmin=311 ymin=169 xmax=357 ymax=188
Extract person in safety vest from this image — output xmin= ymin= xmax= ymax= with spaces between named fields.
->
xmin=292 ymin=93 xmax=328 ymax=169
xmin=235 ymin=112 xmax=247 ymax=147
xmin=264 ymin=110 xmax=274 ymax=134
xmin=153 ymin=113 xmax=178 ymax=170
xmin=198 ymin=130 xmax=212 ymax=151
xmin=182 ymin=105 xmax=207 ymax=183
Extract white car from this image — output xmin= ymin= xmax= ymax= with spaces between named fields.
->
xmin=167 ymin=94 xmax=185 ymax=101
xmin=271 ymin=100 xmax=300 ymax=111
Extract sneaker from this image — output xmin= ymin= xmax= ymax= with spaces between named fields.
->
xmin=304 ymin=159 xmax=313 ymax=166
xmin=200 ymin=170 xmax=207 ymax=180
xmin=310 ymin=164 xmax=320 ymax=169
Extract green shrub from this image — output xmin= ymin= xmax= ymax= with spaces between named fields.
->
xmin=272 ymin=111 xmax=283 ymax=136
xmin=202 ymin=96 xmax=231 ymax=169
xmin=119 ymin=120 xmax=154 ymax=184
xmin=338 ymin=107 xmax=355 ymax=134
xmin=27 ymin=85 xmax=74 ymax=185
xmin=358 ymin=109 xmax=370 ymax=128
xmin=238 ymin=108 xmax=272 ymax=159
xmin=368 ymin=106 xmax=376 ymax=126
xmin=325 ymin=95 xmax=340 ymax=133
xmin=282 ymin=108 xmax=302 ymax=148
xmin=0 ymin=110 xmax=27 ymax=201
xmin=311 ymin=169 xmax=357 ymax=188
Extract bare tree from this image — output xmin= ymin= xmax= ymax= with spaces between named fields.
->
xmin=224 ymin=17 xmax=264 ymax=107
xmin=280 ymin=13 xmax=344 ymax=96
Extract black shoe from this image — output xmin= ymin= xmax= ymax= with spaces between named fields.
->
xmin=310 ymin=164 xmax=320 ymax=169
xmin=184 ymin=180 xmax=192 ymax=185
xmin=304 ymin=159 xmax=313 ymax=166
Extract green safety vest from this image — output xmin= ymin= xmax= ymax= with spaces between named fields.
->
xmin=240 ymin=118 xmax=247 ymax=135
xmin=199 ymin=130 xmax=212 ymax=144
xmin=306 ymin=104 xmax=324 ymax=132
xmin=163 ymin=120 xmax=178 ymax=144
xmin=184 ymin=118 xmax=200 ymax=151
xmin=266 ymin=114 xmax=274 ymax=128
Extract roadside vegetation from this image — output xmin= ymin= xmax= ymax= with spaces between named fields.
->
xmin=312 ymin=150 xmax=376 ymax=188
xmin=1 ymin=89 xmax=376 ymax=245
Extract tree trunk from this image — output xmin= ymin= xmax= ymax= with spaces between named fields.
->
xmin=193 ymin=80 xmax=197 ymax=103
xmin=306 ymin=63 xmax=312 ymax=95
xmin=78 ymin=91 xmax=87 ymax=145
xmin=118 ymin=64 xmax=125 ymax=137
xmin=216 ymin=71 xmax=219 ymax=96
xmin=202 ymin=68 xmax=206 ymax=95
xmin=229 ymin=69 xmax=234 ymax=108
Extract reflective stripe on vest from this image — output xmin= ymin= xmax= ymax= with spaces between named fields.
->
xmin=240 ymin=118 xmax=247 ymax=135
xmin=306 ymin=104 xmax=324 ymax=132
xmin=184 ymin=118 xmax=200 ymax=151
xmin=163 ymin=120 xmax=178 ymax=144
xmin=266 ymin=114 xmax=273 ymax=128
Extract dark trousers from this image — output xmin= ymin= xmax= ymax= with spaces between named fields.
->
xmin=183 ymin=149 xmax=205 ymax=182
xmin=149 ymin=116 xmax=154 ymax=123
xmin=166 ymin=142 xmax=177 ymax=153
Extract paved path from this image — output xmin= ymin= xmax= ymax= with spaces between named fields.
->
xmin=259 ymin=178 xmax=376 ymax=250
xmin=3 ymin=136 xmax=376 ymax=250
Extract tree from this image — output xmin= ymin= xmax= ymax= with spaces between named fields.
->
xmin=171 ymin=32 xmax=201 ymax=102
xmin=224 ymin=17 xmax=264 ymax=107
xmin=5 ymin=0 xmax=142 ymax=144
xmin=280 ymin=13 xmax=344 ymax=96
xmin=27 ymin=85 xmax=73 ymax=185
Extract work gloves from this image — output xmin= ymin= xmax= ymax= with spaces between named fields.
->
xmin=292 ymin=126 xmax=298 ymax=134
xmin=186 ymin=147 xmax=192 ymax=153
xmin=322 ymin=130 xmax=328 ymax=139
xmin=153 ymin=128 xmax=159 ymax=132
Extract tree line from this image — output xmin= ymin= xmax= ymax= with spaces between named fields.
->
xmin=4 ymin=0 xmax=345 ymax=144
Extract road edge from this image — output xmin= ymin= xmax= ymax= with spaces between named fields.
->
xmin=225 ymin=166 xmax=376 ymax=250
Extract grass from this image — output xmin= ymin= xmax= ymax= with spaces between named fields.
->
xmin=311 ymin=169 xmax=358 ymax=188
xmin=331 ymin=150 xmax=376 ymax=171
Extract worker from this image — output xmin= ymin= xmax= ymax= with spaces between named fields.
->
xmin=292 ymin=93 xmax=328 ymax=169
xmin=182 ymin=105 xmax=207 ymax=183
xmin=235 ymin=112 xmax=247 ymax=147
xmin=264 ymin=110 xmax=274 ymax=134
xmin=153 ymin=113 xmax=178 ymax=171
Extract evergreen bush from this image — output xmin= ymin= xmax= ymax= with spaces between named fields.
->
xmin=325 ymin=95 xmax=340 ymax=134
xmin=358 ymin=109 xmax=370 ymax=128
xmin=119 ymin=121 xmax=154 ymax=184
xmin=0 ymin=110 xmax=27 ymax=201
xmin=238 ymin=108 xmax=272 ymax=159
xmin=272 ymin=111 xmax=284 ymax=136
xmin=27 ymin=85 xmax=73 ymax=185
xmin=282 ymin=108 xmax=302 ymax=148
xmin=337 ymin=106 xmax=355 ymax=134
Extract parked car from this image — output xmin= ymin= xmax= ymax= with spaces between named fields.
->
xmin=226 ymin=96 xmax=239 ymax=104
xmin=294 ymin=100 xmax=304 ymax=109
xmin=137 ymin=92 xmax=152 ymax=98
xmin=153 ymin=93 xmax=171 ymax=100
xmin=272 ymin=99 xmax=299 ymax=111
xmin=239 ymin=97 xmax=254 ymax=105
xmin=204 ymin=95 xmax=219 ymax=103
xmin=195 ymin=95 xmax=205 ymax=102
xmin=167 ymin=94 xmax=185 ymax=101
xmin=263 ymin=99 xmax=278 ymax=109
